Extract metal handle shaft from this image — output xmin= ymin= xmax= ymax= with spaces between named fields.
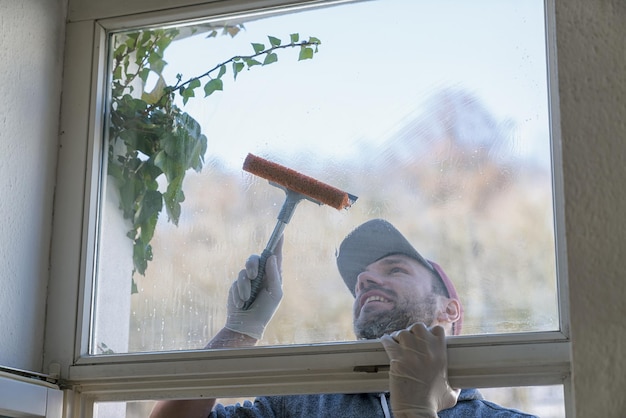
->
xmin=242 ymin=190 xmax=304 ymax=310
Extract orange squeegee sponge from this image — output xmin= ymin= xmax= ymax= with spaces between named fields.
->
xmin=243 ymin=153 xmax=353 ymax=210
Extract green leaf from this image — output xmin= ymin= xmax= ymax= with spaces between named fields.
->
xmin=126 ymin=32 xmax=139 ymax=42
xmin=188 ymin=78 xmax=201 ymax=90
xmin=133 ymin=239 xmax=153 ymax=276
xmin=147 ymin=49 xmax=161 ymax=62
xmin=118 ymin=176 xmax=141 ymax=219
xmin=153 ymin=150 xmax=168 ymax=172
xmin=204 ymin=79 xmax=223 ymax=97
xmin=139 ymin=31 xmax=152 ymax=46
xmin=112 ymin=66 xmax=122 ymax=81
xmin=135 ymin=46 xmax=148 ymax=66
xmin=113 ymin=44 xmax=127 ymax=60
xmin=134 ymin=190 xmax=162 ymax=226
xmin=180 ymin=85 xmax=195 ymax=105
xmin=232 ymin=62 xmax=245 ymax=80
xmin=150 ymin=58 xmax=167 ymax=75
xmin=139 ymin=159 xmax=164 ymax=183
xmin=125 ymin=37 xmax=137 ymax=50
xmin=160 ymin=131 xmax=183 ymax=161
xmin=268 ymin=36 xmax=281 ymax=47
xmin=190 ymin=134 xmax=208 ymax=172
xmin=155 ymin=32 xmax=177 ymax=52
xmin=217 ymin=65 xmax=226 ymax=79
xmin=122 ymin=55 xmax=130 ymax=75
xmin=290 ymin=33 xmax=299 ymax=43
xmin=107 ymin=162 xmax=123 ymax=181
xmin=163 ymin=175 xmax=185 ymax=224
xmin=138 ymin=68 xmax=151 ymax=83
xmin=251 ymin=43 xmax=265 ymax=54
xmin=131 ymin=279 xmax=138 ymax=294
xmin=308 ymin=36 xmax=321 ymax=45
xmin=298 ymin=46 xmax=314 ymax=61
xmin=263 ymin=52 xmax=278 ymax=65
xmin=180 ymin=112 xmax=202 ymax=142
xmin=244 ymin=58 xmax=262 ymax=68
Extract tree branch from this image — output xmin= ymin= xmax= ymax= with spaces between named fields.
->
xmin=159 ymin=39 xmax=320 ymax=104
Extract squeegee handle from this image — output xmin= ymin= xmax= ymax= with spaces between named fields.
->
xmin=242 ymin=190 xmax=303 ymax=310
xmin=242 ymin=248 xmax=273 ymax=310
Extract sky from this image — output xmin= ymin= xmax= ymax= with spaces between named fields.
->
xmin=145 ymin=0 xmax=551 ymax=171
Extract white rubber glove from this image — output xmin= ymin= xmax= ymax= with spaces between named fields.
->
xmin=380 ymin=323 xmax=459 ymax=418
xmin=224 ymin=240 xmax=283 ymax=340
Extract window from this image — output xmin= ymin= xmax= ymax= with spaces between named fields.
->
xmin=93 ymin=386 xmax=566 ymax=418
xmin=52 ymin=0 xmax=570 ymax=416
xmin=95 ymin=0 xmax=558 ymax=354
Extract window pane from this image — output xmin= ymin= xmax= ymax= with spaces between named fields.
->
xmin=93 ymin=386 xmax=565 ymax=418
xmin=93 ymin=0 xmax=557 ymax=355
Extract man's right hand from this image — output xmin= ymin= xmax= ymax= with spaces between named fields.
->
xmin=225 ymin=238 xmax=284 ymax=340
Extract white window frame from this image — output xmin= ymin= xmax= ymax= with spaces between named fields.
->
xmin=46 ymin=0 xmax=572 ymax=416
xmin=0 ymin=369 xmax=63 ymax=418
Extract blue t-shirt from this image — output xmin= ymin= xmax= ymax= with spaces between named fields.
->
xmin=210 ymin=389 xmax=537 ymax=417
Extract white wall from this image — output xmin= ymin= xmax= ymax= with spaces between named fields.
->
xmin=556 ymin=2 xmax=626 ymax=416
xmin=0 ymin=0 xmax=66 ymax=371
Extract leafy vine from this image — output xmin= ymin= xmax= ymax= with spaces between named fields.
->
xmin=107 ymin=27 xmax=321 ymax=291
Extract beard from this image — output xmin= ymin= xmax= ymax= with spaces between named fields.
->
xmin=353 ymin=293 xmax=438 ymax=339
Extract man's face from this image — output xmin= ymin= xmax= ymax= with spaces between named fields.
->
xmin=352 ymin=254 xmax=439 ymax=339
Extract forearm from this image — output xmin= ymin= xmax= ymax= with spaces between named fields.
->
xmin=151 ymin=249 xmax=281 ymax=418
xmin=149 ymin=328 xmax=257 ymax=418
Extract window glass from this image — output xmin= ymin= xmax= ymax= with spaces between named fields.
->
xmin=93 ymin=386 xmax=565 ymax=418
xmin=93 ymin=0 xmax=557 ymax=355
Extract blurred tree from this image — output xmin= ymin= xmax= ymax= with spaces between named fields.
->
xmin=387 ymin=89 xmax=517 ymax=210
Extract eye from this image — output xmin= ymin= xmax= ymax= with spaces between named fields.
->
xmin=389 ymin=266 xmax=408 ymax=274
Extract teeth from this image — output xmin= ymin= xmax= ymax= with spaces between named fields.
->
xmin=365 ymin=295 xmax=388 ymax=304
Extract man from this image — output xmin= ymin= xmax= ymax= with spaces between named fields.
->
xmin=151 ymin=219 xmax=536 ymax=418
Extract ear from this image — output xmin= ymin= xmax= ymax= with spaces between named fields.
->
xmin=436 ymin=297 xmax=461 ymax=326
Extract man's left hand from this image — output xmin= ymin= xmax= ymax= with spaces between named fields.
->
xmin=381 ymin=323 xmax=460 ymax=418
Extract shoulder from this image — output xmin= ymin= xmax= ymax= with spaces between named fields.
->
xmin=440 ymin=389 xmax=538 ymax=418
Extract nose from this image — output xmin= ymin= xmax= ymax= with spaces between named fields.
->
xmin=355 ymin=269 xmax=383 ymax=293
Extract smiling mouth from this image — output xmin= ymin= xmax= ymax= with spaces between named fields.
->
xmin=357 ymin=288 xmax=395 ymax=313
xmin=359 ymin=295 xmax=394 ymax=312
xmin=364 ymin=295 xmax=390 ymax=304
